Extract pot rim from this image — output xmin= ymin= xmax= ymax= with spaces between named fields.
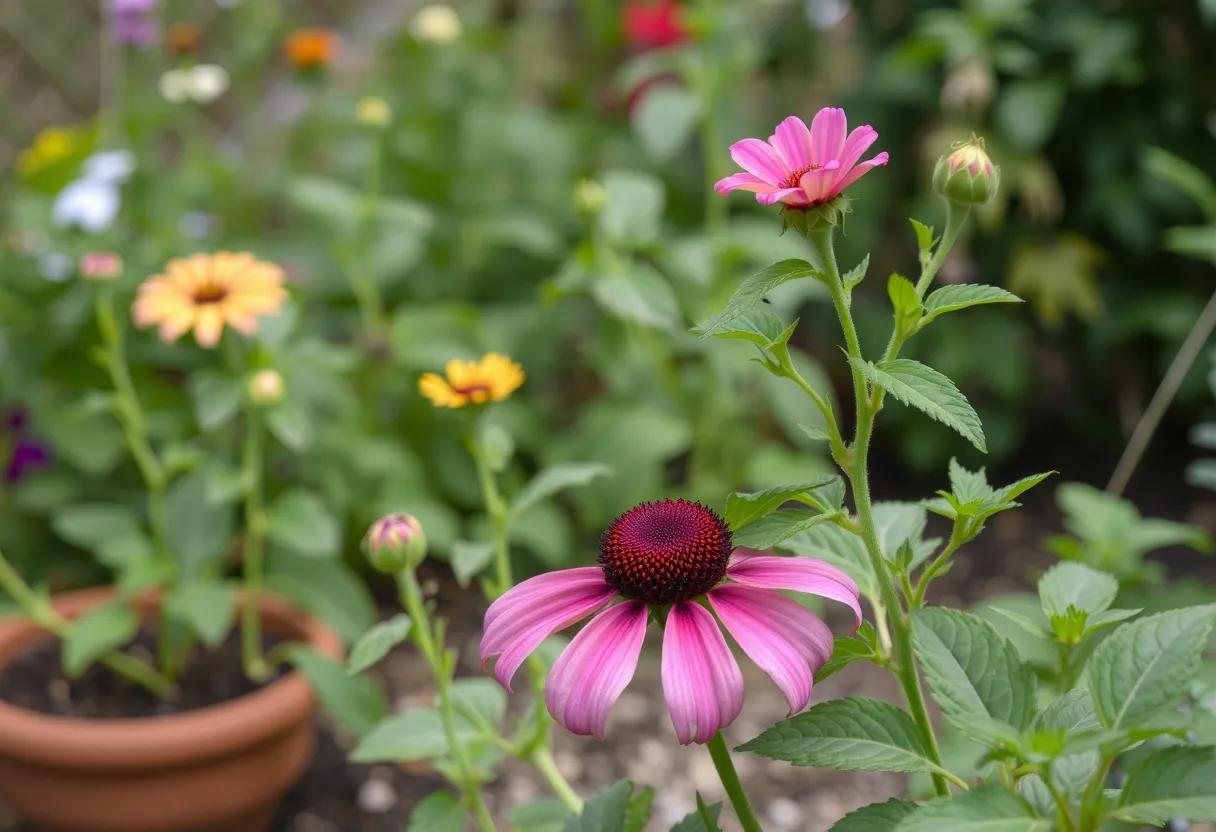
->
xmin=0 ymin=586 xmax=343 ymax=770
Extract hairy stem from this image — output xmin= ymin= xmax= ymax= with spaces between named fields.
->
xmin=706 ymin=732 xmax=763 ymax=832
xmin=809 ymin=227 xmax=952 ymax=797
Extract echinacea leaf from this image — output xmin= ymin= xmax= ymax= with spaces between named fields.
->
xmin=724 ymin=476 xmax=839 ymax=530
xmin=1112 ymin=745 xmax=1216 ymax=824
xmin=830 ymin=799 xmax=917 ymax=831
xmin=920 ymin=284 xmax=1023 ymax=327
xmin=347 ymin=614 xmax=412 ymax=675
xmin=850 ymin=358 xmax=987 ymax=453
xmin=695 ymin=259 xmax=819 ymax=338
xmin=896 ymin=785 xmax=1049 ymax=831
xmin=407 ymin=791 xmax=464 ymax=832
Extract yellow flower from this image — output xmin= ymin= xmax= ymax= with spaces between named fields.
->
xmin=132 ymin=252 xmax=287 ymax=348
xmin=419 ymin=353 xmax=525 ymax=408
xmin=16 ymin=124 xmax=96 ymax=190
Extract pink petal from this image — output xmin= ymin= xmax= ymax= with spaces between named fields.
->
xmin=481 ymin=567 xmax=616 ymax=691
xmin=836 ymin=125 xmax=880 ymax=173
xmin=726 ymin=551 xmax=862 ymax=628
xmin=714 ymin=172 xmax=778 ymax=197
xmin=661 ymin=601 xmax=743 ymax=744
xmin=729 ymin=138 xmax=789 ymax=185
xmin=708 ymin=585 xmax=834 ymax=715
xmin=545 ymin=601 xmax=648 ymax=739
xmin=769 ymin=116 xmax=813 ymax=170
xmin=834 ymin=152 xmax=890 ymax=193
xmin=799 ymin=163 xmax=843 ymax=203
xmin=809 ymin=107 xmax=847 ymax=167
xmin=757 ymin=187 xmax=810 ymax=207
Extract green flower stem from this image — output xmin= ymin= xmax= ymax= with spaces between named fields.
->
xmin=529 ymin=745 xmax=584 ymax=813
xmin=398 ymin=570 xmax=497 ymax=832
xmin=240 ymin=404 xmax=271 ymax=681
xmin=706 ymin=732 xmax=763 ymax=832
xmin=911 ymin=524 xmax=967 ymax=608
xmin=0 ymin=548 xmax=175 ymax=698
xmin=915 ymin=201 xmax=970 ymax=298
xmin=808 ymin=228 xmax=952 ymax=798
xmin=1041 ymin=768 xmax=1079 ymax=832
xmin=466 ymin=434 xmax=512 ymax=595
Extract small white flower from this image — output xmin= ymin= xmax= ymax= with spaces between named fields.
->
xmin=53 ymin=178 xmax=122 ymax=233
xmin=411 ymin=4 xmax=462 ymax=43
xmin=159 ymin=68 xmax=192 ymax=103
xmin=189 ymin=64 xmax=230 ymax=103
xmin=82 ymin=150 xmax=136 ymax=183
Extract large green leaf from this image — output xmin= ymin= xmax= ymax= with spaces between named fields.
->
xmin=563 ymin=780 xmax=636 ymax=832
xmin=407 ymin=791 xmax=464 ymax=832
xmin=897 ymin=785 xmax=1050 ymax=831
xmin=1086 ymin=604 xmax=1216 ymax=731
xmin=851 ymin=358 xmax=986 ymax=452
xmin=1037 ymin=562 xmax=1117 ymax=618
xmin=164 ymin=470 xmax=235 ymax=575
xmin=831 ymin=799 xmax=917 ymax=831
xmin=1112 ymin=745 xmax=1216 ymax=824
xmin=163 ymin=578 xmax=235 ymax=649
xmin=732 ymin=509 xmax=834 ymax=549
xmin=724 ymin=476 xmax=839 ymax=530
xmin=62 ymin=602 xmax=138 ymax=677
xmin=351 ymin=708 xmax=476 ymax=763
xmin=696 ymin=259 xmax=819 ymax=338
xmin=347 ymin=614 xmax=412 ymax=675
xmin=266 ymin=488 xmax=340 ymax=558
xmin=911 ymin=608 xmax=1036 ymax=744
xmin=739 ymin=698 xmax=953 ymax=775
xmin=670 ymin=796 xmax=723 ymax=831
xmin=512 ymin=463 xmax=613 ymax=517
xmin=921 ymin=284 xmax=1023 ymax=326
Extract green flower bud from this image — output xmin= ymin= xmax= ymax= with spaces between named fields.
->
xmin=573 ymin=178 xmax=606 ymax=216
xmin=247 ymin=369 xmax=285 ymax=405
xmin=933 ymin=136 xmax=999 ymax=206
xmin=363 ymin=513 xmax=427 ymax=573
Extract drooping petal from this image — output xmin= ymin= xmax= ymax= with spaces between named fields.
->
xmin=769 ymin=116 xmax=813 ymax=170
xmin=833 ymin=152 xmax=890 ymax=194
xmin=481 ymin=567 xmax=617 ymax=691
xmin=661 ymin=601 xmax=743 ymax=744
xmin=808 ymin=107 xmax=847 ymax=166
xmin=835 ymin=125 xmax=879 ymax=175
xmin=729 ymin=138 xmax=789 ymax=185
xmin=545 ymin=601 xmax=648 ymax=739
xmin=757 ymin=187 xmax=809 ymax=207
xmin=798 ymin=162 xmax=843 ymax=204
xmin=726 ymin=551 xmax=862 ymax=628
xmin=708 ymin=584 xmax=834 ymax=715
xmin=713 ymin=172 xmax=778 ymax=197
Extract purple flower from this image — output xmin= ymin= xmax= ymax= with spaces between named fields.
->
xmin=109 ymin=0 xmax=160 ymax=47
xmin=480 ymin=499 xmax=862 ymax=744
xmin=6 ymin=440 xmax=49 ymax=483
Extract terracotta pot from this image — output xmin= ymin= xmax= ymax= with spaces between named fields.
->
xmin=0 ymin=587 xmax=342 ymax=832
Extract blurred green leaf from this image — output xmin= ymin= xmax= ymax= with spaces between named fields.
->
xmin=63 ymin=602 xmax=138 ymax=677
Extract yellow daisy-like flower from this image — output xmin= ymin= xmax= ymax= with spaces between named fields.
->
xmin=132 ymin=252 xmax=287 ymax=348
xmin=419 ymin=353 xmax=525 ymax=408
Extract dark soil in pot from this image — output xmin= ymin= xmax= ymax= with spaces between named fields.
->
xmin=0 ymin=628 xmax=283 ymax=719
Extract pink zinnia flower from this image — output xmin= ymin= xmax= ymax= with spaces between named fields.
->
xmin=623 ymin=1 xmax=687 ymax=50
xmin=481 ymin=499 xmax=861 ymax=744
xmin=715 ymin=108 xmax=889 ymax=208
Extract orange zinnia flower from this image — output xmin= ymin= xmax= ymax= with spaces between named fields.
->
xmin=132 ymin=252 xmax=287 ymax=348
xmin=283 ymin=28 xmax=338 ymax=71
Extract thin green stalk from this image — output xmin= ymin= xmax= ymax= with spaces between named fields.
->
xmin=398 ymin=571 xmax=496 ymax=831
xmin=706 ymin=732 xmax=763 ymax=832
xmin=240 ymin=406 xmax=270 ymax=681
xmin=1042 ymin=769 xmax=1079 ymax=832
xmin=809 ymin=228 xmax=952 ymax=797
xmin=466 ymin=435 xmax=511 ymax=595
xmin=0 ymin=549 xmax=175 ymax=698
xmin=915 ymin=201 xmax=969 ymax=297
xmin=912 ymin=525 xmax=966 ymax=607
xmin=529 ymin=746 xmax=583 ymax=813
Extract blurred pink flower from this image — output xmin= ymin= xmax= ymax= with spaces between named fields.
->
xmin=480 ymin=499 xmax=861 ymax=744
xmin=715 ymin=108 xmax=889 ymax=208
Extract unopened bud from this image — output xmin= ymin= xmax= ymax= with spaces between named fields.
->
xmin=247 ymin=369 xmax=285 ymax=404
xmin=411 ymin=5 xmax=462 ymax=44
xmin=364 ymin=514 xmax=427 ymax=573
xmin=573 ymin=178 xmax=606 ymax=215
xmin=933 ymin=136 xmax=999 ymax=206
xmin=356 ymin=96 xmax=392 ymax=129
xmin=80 ymin=251 xmax=122 ymax=281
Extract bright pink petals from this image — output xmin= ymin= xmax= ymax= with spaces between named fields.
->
xmin=545 ymin=601 xmax=649 ymax=739
xmin=708 ymin=584 xmax=834 ymax=715
xmin=661 ymin=601 xmax=743 ymax=744
xmin=726 ymin=551 xmax=863 ymax=628
xmin=481 ymin=567 xmax=616 ymax=691
xmin=715 ymin=107 xmax=888 ymax=208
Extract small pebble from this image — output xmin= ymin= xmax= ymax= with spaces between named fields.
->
xmin=292 ymin=812 xmax=337 ymax=832
xmin=356 ymin=778 xmax=396 ymax=814
xmin=48 ymin=679 xmax=70 ymax=705
xmin=768 ymin=797 xmax=804 ymax=830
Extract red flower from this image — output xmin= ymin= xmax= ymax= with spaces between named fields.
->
xmin=624 ymin=0 xmax=686 ymax=49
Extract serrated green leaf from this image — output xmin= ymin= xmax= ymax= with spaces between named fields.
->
xmin=888 ymin=273 xmax=922 ymax=328
xmin=62 ymin=602 xmax=138 ymax=677
xmin=512 ymin=463 xmax=613 ymax=517
xmin=732 ymin=509 xmax=834 ymax=549
xmin=816 ymin=622 xmax=878 ymax=683
xmin=695 ymin=259 xmax=818 ymax=338
xmin=408 ymin=791 xmax=464 ymax=832
xmin=831 ymin=799 xmax=918 ymax=831
xmin=625 ymin=786 xmax=654 ymax=832
xmin=698 ymin=308 xmax=797 ymax=350
xmin=347 ymin=614 xmax=412 ymax=675
xmin=912 ymin=609 xmax=1036 ymax=744
xmin=1086 ymin=604 xmax=1216 ymax=731
xmin=921 ymin=284 xmax=1023 ymax=326
xmin=564 ymin=780 xmax=634 ymax=832
xmin=1112 ymin=745 xmax=1216 ymax=823
xmin=851 ymin=358 xmax=986 ymax=452
xmin=288 ymin=646 xmax=386 ymax=737
xmin=724 ymin=476 xmax=839 ymax=530
xmin=1038 ymin=562 xmax=1117 ymax=619
xmin=843 ymin=254 xmax=871 ymax=289
xmin=740 ymin=697 xmax=952 ymax=775
xmin=670 ymin=795 xmax=723 ymax=831
xmin=163 ymin=578 xmax=235 ymax=649
xmin=896 ymin=785 xmax=1050 ymax=832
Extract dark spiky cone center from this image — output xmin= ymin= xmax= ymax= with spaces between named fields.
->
xmin=598 ymin=499 xmax=732 ymax=605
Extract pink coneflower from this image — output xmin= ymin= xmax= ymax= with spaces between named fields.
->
xmin=715 ymin=108 xmax=889 ymax=208
xmin=481 ymin=499 xmax=861 ymax=744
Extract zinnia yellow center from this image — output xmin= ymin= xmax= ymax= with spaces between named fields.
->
xmin=192 ymin=282 xmax=229 ymax=304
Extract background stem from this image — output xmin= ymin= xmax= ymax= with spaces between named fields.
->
xmin=706 ymin=732 xmax=763 ymax=832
